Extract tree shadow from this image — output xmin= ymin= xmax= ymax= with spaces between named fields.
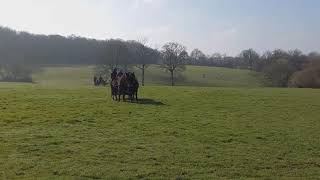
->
xmin=130 ymin=98 xmax=166 ymax=106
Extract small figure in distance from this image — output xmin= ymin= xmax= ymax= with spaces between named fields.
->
xmin=93 ymin=75 xmax=98 ymax=86
xmin=98 ymin=76 xmax=103 ymax=86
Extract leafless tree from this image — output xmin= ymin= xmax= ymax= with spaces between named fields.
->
xmin=240 ymin=49 xmax=260 ymax=70
xmin=96 ymin=39 xmax=129 ymax=78
xmin=190 ymin=48 xmax=207 ymax=65
xmin=134 ymin=37 xmax=151 ymax=86
xmin=161 ymin=42 xmax=188 ymax=86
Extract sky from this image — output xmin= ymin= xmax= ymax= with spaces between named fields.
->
xmin=0 ymin=0 xmax=319 ymax=55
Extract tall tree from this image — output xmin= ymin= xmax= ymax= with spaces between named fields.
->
xmin=160 ymin=42 xmax=188 ymax=86
xmin=96 ymin=39 xmax=130 ymax=77
xmin=262 ymin=58 xmax=295 ymax=87
xmin=288 ymin=49 xmax=307 ymax=71
xmin=190 ymin=48 xmax=207 ymax=65
xmin=240 ymin=49 xmax=260 ymax=70
xmin=131 ymin=38 xmax=154 ymax=86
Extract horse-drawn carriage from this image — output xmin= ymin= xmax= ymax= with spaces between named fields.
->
xmin=110 ymin=70 xmax=139 ymax=102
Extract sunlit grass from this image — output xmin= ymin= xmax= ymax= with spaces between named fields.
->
xmin=1 ymin=80 xmax=319 ymax=179
xmin=32 ymin=65 xmax=265 ymax=88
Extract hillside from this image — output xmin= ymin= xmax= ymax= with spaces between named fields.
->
xmin=32 ymin=65 xmax=266 ymax=88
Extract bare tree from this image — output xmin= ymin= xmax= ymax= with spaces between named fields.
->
xmin=288 ymin=49 xmax=308 ymax=71
xmin=96 ymin=39 xmax=129 ymax=78
xmin=190 ymin=48 xmax=207 ymax=65
xmin=134 ymin=37 xmax=151 ymax=86
xmin=161 ymin=42 xmax=188 ymax=86
xmin=240 ymin=49 xmax=260 ymax=70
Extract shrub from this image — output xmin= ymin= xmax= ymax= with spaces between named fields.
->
xmin=262 ymin=59 xmax=296 ymax=87
xmin=289 ymin=61 xmax=320 ymax=88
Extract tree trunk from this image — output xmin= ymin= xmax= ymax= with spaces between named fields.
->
xmin=170 ymin=70 xmax=174 ymax=86
xmin=142 ymin=64 xmax=145 ymax=86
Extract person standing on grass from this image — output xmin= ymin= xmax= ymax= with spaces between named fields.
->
xmin=98 ymin=76 xmax=103 ymax=86
xmin=93 ymin=76 xmax=97 ymax=86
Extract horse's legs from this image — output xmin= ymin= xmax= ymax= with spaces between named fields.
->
xmin=110 ymin=86 xmax=113 ymax=99
xmin=113 ymin=91 xmax=116 ymax=101
xmin=112 ymin=91 xmax=115 ymax=101
xmin=129 ymin=94 xmax=133 ymax=102
xmin=135 ymin=90 xmax=138 ymax=101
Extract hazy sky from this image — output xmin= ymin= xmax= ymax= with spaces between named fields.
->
xmin=0 ymin=0 xmax=319 ymax=55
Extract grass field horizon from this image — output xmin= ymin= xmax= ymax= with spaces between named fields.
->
xmin=1 ymin=65 xmax=320 ymax=179
xmin=31 ymin=65 xmax=266 ymax=88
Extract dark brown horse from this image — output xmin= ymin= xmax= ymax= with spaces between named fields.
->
xmin=127 ymin=72 xmax=139 ymax=101
xmin=117 ymin=73 xmax=128 ymax=101
xmin=110 ymin=78 xmax=119 ymax=100
xmin=111 ymin=72 xmax=139 ymax=102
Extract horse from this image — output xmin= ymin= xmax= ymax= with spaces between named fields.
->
xmin=127 ymin=72 xmax=139 ymax=101
xmin=116 ymin=73 xmax=128 ymax=101
xmin=110 ymin=78 xmax=119 ymax=100
xmin=113 ymin=72 xmax=139 ymax=102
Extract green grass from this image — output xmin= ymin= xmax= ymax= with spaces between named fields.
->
xmin=140 ymin=65 xmax=265 ymax=87
xmin=32 ymin=65 xmax=265 ymax=88
xmin=32 ymin=65 xmax=95 ymax=88
xmin=1 ymin=66 xmax=320 ymax=179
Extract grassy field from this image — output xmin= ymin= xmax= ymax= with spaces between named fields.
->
xmin=32 ymin=65 xmax=265 ymax=88
xmin=1 ymin=66 xmax=320 ymax=179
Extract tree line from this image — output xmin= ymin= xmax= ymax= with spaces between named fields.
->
xmin=187 ymin=48 xmax=320 ymax=88
xmin=0 ymin=26 xmax=319 ymax=88
xmin=0 ymin=26 xmax=160 ymax=83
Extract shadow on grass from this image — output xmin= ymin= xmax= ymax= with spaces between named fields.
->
xmin=129 ymin=98 xmax=166 ymax=106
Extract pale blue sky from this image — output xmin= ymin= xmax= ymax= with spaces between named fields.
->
xmin=0 ymin=0 xmax=319 ymax=55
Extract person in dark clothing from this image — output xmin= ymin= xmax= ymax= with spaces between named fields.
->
xmin=93 ymin=76 xmax=97 ymax=86
xmin=111 ymin=68 xmax=117 ymax=80
xmin=98 ymin=76 xmax=103 ymax=86
xmin=117 ymin=70 xmax=123 ymax=77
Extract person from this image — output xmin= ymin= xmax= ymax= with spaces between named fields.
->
xmin=93 ymin=76 xmax=97 ymax=86
xmin=98 ymin=76 xmax=103 ymax=86
xmin=111 ymin=68 xmax=117 ymax=80
xmin=117 ymin=70 xmax=123 ymax=77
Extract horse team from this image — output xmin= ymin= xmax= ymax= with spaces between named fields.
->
xmin=109 ymin=69 xmax=139 ymax=102
xmin=94 ymin=69 xmax=139 ymax=101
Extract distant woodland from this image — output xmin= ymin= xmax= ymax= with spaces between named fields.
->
xmin=0 ymin=26 xmax=319 ymax=87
